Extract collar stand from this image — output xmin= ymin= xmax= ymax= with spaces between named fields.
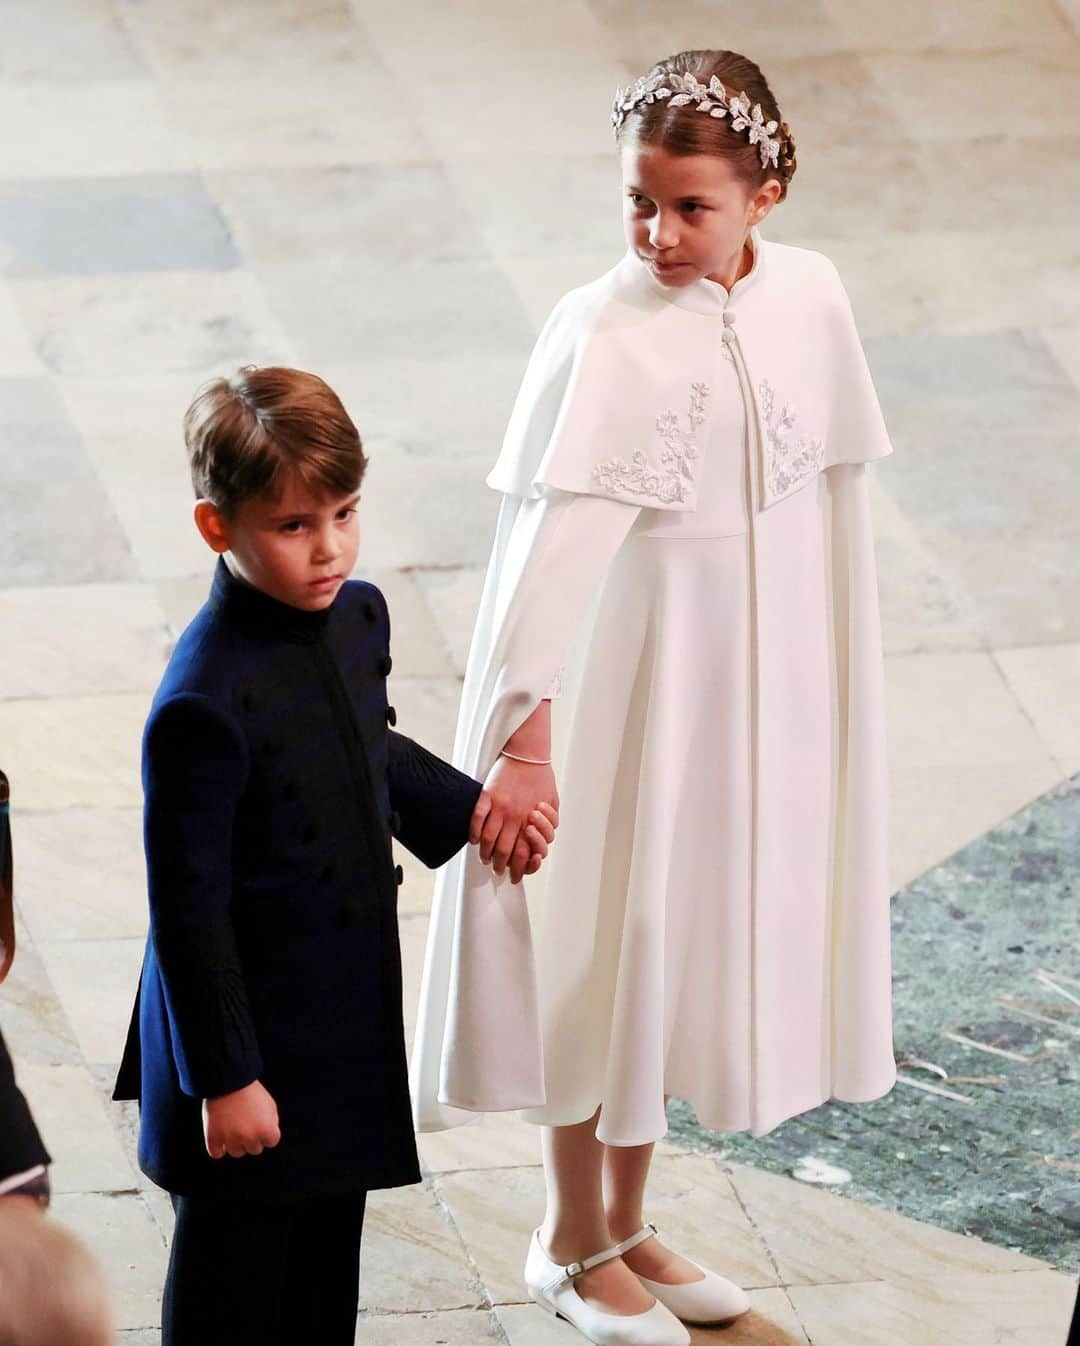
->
xmin=208 ymin=557 xmax=333 ymax=642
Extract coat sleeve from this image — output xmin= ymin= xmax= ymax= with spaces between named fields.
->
xmin=0 ymin=1024 xmax=50 ymax=1185
xmin=143 ymin=693 xmax=263 ymax=1100
xmin=387 ymin=732 xmax=483 ymax=870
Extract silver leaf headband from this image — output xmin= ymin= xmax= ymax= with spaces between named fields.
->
xmin=612 ymin=72 xmax=782 ymax=170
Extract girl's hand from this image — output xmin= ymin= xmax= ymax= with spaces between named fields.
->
xmin=511 ymin=800 xmax=559 ymax=884
xmin=202 ymin=1080 xmax=281 ymax=1160
xmin=471 ymin=757 xmax=559 ymax=881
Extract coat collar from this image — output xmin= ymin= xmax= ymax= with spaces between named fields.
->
xmin=208 ymin=557 xmax=333 ymax=643
xmin=627 ymin=226 xmax=765 ymax=316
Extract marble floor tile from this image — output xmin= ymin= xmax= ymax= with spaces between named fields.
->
xmin=0 ymin=692 xmax=147 ymax=810
xmin=0 ymin=583 xmax=169 ymax=698
xmin=821 ymin=0 xmax=1073 ymax=48
xmin=589 ymin=0 xmax=849 ymax=65
xmin=17 ymin=1062 xmax=138 ymax=1194
xmin=430 ymin=1165 xmax=547 ymax=1304
xmin=994 ymin=644 xmax=1080 ymax=777
xmin=0 ymin=923 xmax=83 ymax=1068
xmin=0 ymin=280 xmax=43 ymax=375
xmin=12 ymin=268 xmax=293 ymax=378
xmin=361 ymin=1181 xmax=483 ymax=1312
xmin=56 ymin=372 xmax=203 ymax=442
xmin=359 ymin=567 xmax=455 ymax=678
xmin=360 ymin=450 xmax=502 ymax=569
xmin=396 ymin=851 xmax=436 ymax=919
xmin=154 ymin=575 xmax=211 ymax=639
xmin=418 ymin=1108 xmax=543 ymax=1175
xmin=1042 ymin=322 xmax=1080 ymax=387
xmin=356 ymin=1308 xmax=505 ymax=1345
xmin=726 ymin=1161 xmax=1044 ymax=1291
xmin=789 ymin=1266 xmax=1078 ymax=1346
xmin=257 ymin=259 xmax=534 ymax=368
xmin=0 ymin=82 xmax=196 ymax=181
xmin=118 ymin=0 xmax=371 ymax=80
xmin=319 ymin=353 xmax=526 ymax=463
xmin=49 ymin=1192 xmax=168 ymax=1331
xmin=497 ymin=251 xmax=631 ymax=328
xmin=158 ymin=72 xmax=432 ymax=172
xmin=0 ymin=376 xmax=136 ymax=587
xmin=889 ymin=756 xmax=1067 ymax=890
xmin=209 ymin=163 xmax=485 ymax=268
xmin=36 ymin=936 xmax=144 ymax=1066
xmin=14 ymin=808 xmax=148 ymax=944
xmin=441 ymin=152 xmax=624 ymax=260
xmin=413 ymin=567 xmax=486 ymax=677
xmin=865 ymin=48 xmax=1080 ymax=143
xmin=386 ymin=677 xmax=466 ymax=761
xmin=0 ymin=176 xmax=238 ymax=278
xmin=758 ymin=51 xmax=908 ymax=161
xmin=0 ymin=0 xmax=145 ymax=82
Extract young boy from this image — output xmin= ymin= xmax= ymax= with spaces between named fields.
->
xmin=113 ymin=367 xmax=557 ymax=1345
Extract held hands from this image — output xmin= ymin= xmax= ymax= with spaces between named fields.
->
xmin=202 ymin=1079 xmax=281 ymax=1160
xmin=470 ymin=755 xmax=559 ymax=886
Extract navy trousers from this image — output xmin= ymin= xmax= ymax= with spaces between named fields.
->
xmin=162 ymin=1191 xmax=367 ymax=1346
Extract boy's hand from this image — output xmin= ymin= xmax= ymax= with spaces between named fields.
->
xmin=202 ymin=1080 xmax=281 ymax=1160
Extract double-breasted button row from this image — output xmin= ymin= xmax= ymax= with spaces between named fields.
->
xmin=362 ymin=600 xmax=377 ymax=624
xmin=394 ymin=865 xmax=404 ymax=886
xmin=386 ymin=705 xmax=397 ymax=727
xmin=376 ymin=652 xmax=392 ymax=678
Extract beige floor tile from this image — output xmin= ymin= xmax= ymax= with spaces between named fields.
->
xmin=18 ymin=1063 xmax=138 ymax=1194
xmin=361 ymin=1181 xmax=483 ymax=1312
xmin=789 ymin=1266 xmax=1078 ymax=1346
xmin=418 ymin=1109 xmax=543 ymax=1174
xmin=865 ymin=48 xmax=1080 ymax=143
xmin=821 ymin=0 xmax=1072 ymax=48
xmin=0 ymin=693 xmax=147 ymax=810
xmin=497 ymin=252 xmax=629 ymax=329
xmin=387 ymin=677 xmax=468 ymax=762
xmin=50 ymin=1192 xmax=168 ymax=1330
xmin=1 ymin=0 xmax=143 ymax=83
xmin=364 ymin=567 xmax=455 ymax=678
xmin=57 ymin=372 xmax=200 ymax=440
xmin=158 ymin=72 xmax=432 ymax=172
xmin=15 ymin=807 xmax=148 ymax=944
xmin=13 ymin=269 xmax=293 ymax=379
xmin=433 ymin=1166 xmax=545 ymax=1303
xmin=356 ymin=1308 xmax=505 ymax=1344
xmin=0 ymin=281 xmax=44 ymax=375
xmin=889 ymin=757 xmax=1065 ymax=890
xmin=414 ymin=567 xmax=486 ymax=678
xmin=0 ymin=584 xmax=169 ymax=699
xmin=37 ymin=936 xmax=144 ymax=1066
xmin=0 ymin=82 xmax=196 ymax=181
xmin=994 ymin=644 xmax=1080 ymax=776
xmin=727 ymin=1162 xmax=1044 ymax=1292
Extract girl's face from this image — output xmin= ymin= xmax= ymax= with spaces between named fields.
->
xmin=621 ymin=142 xmax=780 ymax=289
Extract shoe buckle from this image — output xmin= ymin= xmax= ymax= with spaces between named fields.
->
xmin=565 ymin=1260 xmax=584 ymax=1278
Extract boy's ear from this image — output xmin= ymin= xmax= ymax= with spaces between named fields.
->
xmin=193 ymin=499 xmax=231 ymax=554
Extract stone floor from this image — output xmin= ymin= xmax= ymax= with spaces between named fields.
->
xmin=1 ymin=0 xmax=1079 ymax=1342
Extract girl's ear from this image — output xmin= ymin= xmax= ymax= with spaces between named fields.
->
xmin=750 ymin=177 xmax=783 ymax=225
xmin=194 ymin=499 xmax=231 ymax=554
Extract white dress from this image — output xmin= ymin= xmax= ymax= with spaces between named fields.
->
xmin=411 ymin=234 xmax=897 ymax=1142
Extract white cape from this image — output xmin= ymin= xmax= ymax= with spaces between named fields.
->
xmin=411 ymin=235 xmax=896 ymax=1136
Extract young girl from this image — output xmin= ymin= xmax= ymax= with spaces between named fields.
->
xmin=412 ymin=48 xmax=896 ymax=1346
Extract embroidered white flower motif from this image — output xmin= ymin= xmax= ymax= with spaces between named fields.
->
xmin=593 ymin=382 xmax=710 ymax=504
xmin=758 ymin=380 xmax=824 ymax=498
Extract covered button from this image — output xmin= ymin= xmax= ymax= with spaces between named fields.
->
xmin=376 ymin=652 xmax=393 ymax=678
xmin=386 ymin=705 xmax=397 ymax=726
xmin=394 ymin=865 xmax=404 ymax=886
xmin=722 ymin=309 xmax=737 ymax=325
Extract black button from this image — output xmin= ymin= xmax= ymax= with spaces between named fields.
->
xmin=299 ymin=822 xmax=318 ymax=844
xmin=319 ymin=864 xmax=336 ymax=885
xmin=386 ymin=705 xmax=397 ymax=727
xmin=362 ymin=601 xmax=377 ymax=624
xmin=283 ymin=781 xmax=299 ymax=802
xmin=389 ymin=810 xmax=402 ymax=833
xmin=335 ymin=907 xmax=354 ymax=931
xmin=241 ymin=691 xmax=258 ymax=713
xmin=376 ymin=652 xmax=393 ymax=678
xmin=394 ymin=865 xmax=404 ymax=886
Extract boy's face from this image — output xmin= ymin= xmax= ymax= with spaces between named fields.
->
xmin=197 ymin=473 xmax=361 ymax=611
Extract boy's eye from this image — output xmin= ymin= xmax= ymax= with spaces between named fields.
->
xmin=279 ymin=520 xmax=303 ymax=533
xmin=336 ymin=507 xmax=357 ymax=521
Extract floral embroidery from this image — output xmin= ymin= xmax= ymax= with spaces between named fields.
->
xmin=593 ymin=383 xmax=710 ymax=504
xmin=758 ymin=380 xmax=824 ymax=498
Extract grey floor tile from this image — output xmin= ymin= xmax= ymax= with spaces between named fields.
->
xmin=0 ymin=0 xmax=145 ymax=82
xmin=209 ymin=162 xmax=486 ymax=267
xmin=0 ymin=377 xmax=135 ymax=586
xmin=0 ymin=176 xmax=239 ymax=277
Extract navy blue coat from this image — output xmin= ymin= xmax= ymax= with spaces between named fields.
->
xmin=113 ymin=560 xmax=482 ymax=1200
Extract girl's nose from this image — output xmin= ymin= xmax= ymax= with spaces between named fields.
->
xmin=649 ymin=211 xmax=678 ymax=250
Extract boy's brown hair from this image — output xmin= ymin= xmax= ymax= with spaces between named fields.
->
xmin=183 ymin=366 xmax=368 ymax=516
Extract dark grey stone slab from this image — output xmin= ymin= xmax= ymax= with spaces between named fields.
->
xmin=0 ymin=177 xmax=239 ymax=278
xmin=209 ymin=163 xmax=487 ymax=267
xmin=0 ymin=377 xmax=135 ymax=585
xmin=670 ymin=774 xmax=1080 ymax=1273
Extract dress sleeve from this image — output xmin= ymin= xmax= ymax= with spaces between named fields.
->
xmin=143 ymin=693 xmax=263 ymax=1100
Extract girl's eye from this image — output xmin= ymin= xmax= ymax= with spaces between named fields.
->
xmin=629 ymin=194 xmax=648 ymax=207
xmin=337 ymin=507 xmax=357 ymax=521
xmin=683 ymin=202 xmax=701 ymax=214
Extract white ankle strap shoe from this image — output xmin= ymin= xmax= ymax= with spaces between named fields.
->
xmin=524 ymin=1229 xmax=691 ymax=1346
xmin=628 ymin=1223 xmax=751 ymax=1324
